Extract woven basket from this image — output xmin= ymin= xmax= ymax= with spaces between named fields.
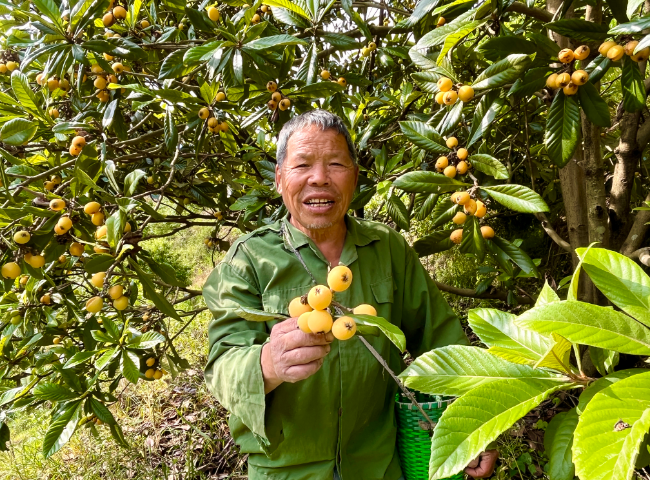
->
xmin=395 ymin=392 xmax=464 ymax=480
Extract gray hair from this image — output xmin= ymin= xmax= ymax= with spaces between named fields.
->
xmin=276 ymin=110 xmax=357 ymax=168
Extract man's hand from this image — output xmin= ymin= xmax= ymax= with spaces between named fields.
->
xmin=261 ymin=317 xmax=334 ymax=394
xmin=464 ymin=450 xmax=499 ymax=478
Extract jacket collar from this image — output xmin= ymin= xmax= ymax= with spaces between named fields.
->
xmin=279 ymin=214 xmax=380 ymax=250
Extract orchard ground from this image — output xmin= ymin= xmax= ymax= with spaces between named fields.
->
xmin=1 ymin=208 xmax=564 ymax=480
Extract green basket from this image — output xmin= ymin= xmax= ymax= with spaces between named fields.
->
xmin=395 ymin=392 xmax=464 ymax=480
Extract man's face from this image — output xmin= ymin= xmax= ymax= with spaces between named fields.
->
xmin=276 ymin=125 xmax=358 ymax=231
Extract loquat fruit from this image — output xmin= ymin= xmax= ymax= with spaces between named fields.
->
xmin=320 ymin=69 xmax=330 ymax=79
xmin=443 ymin=165 xmax=457 ymax=178
xmin=207 ymin=6 xmax=220 ymax=21
xmin=458 ymin=85 xmax=474 ymax=102
xmin=14 ymin=230 xmax=30 ymax=244
xmin=435 ymin=92 xmax=445 ymax=104
xmin=36 ymin=73 xmax=44 ymax=85
xmin=298 ymin=311 xmax=312 ymax=333
xmin=198 ymin=107 xmax=210 ymax=119
xmin=49 ymin=108 xmax=59 ymax=118
xmin=28 ymin=255 xmax=45 ymax=268
xmin=58 ymin=255 xmax=66 ymax=263
xmin=353 ymin=304 xmax=377 ymax=316
xmin=571 ymin=70 xmax=588 ymax=86
xmin=598 ymin=40 xmax=617 ymax=56
xmin=86 ymin=296 xmax=103 ymax=313
xmin=337 ymin=77 xmax=347 ymax=87
xmin=437 ymin=16 xmax=445 ymax=27
xmin=103 ymin=53 xmax=114 ymax=61
xmin=546 ymin=73 xmax=559 ymax=89
xmin=95 ymin=225 xmax=108 ymax=239
xmin=446 ymin=137 xmax=458 ymax=148
xmin=47 ymin=77 xmax=60 ymax=91
xmin=145 ymin=368 xmax=155 ymax=379
xmin=215 ymin=91 xmax=226 ymax=101
xmin=288 ymin=296 xmax=312 ymax=317
xmin=70 ymin=242 xmax=84 ymax=256
xmin=102 ymin=12 xmax=114 ymax=26
xmin=153 ymin=370 xmax=163 ymax=380
xmin=558 ymin=48 xmax=574 ymax=63
xmin=456 ymin=161 xmax=468 ymax=174
xmin=624 ymin=40 xmax=639 ymax=56
xmin=40 ymin=294 xmax=51 ymax=304
xmin=92 ymin=212 xmax=105 ymax=226
xmin=20 ymin=275 xmax=28 ymax=286
xmin=112 ymin=63 xmax=124 ymax=74
xmin=50 ymin=199 xmax=66 ymax=211
xmin=563 ymin=82 xmax=578 ymax=95
xmin=113 ymin=295 xmax=128 ymax=310
xmin=480 ymin=225 xmax=495 ymax=238
xmin=57 ymin=216 xmax=73 ymax=231
xmin=307 ymin=285 xmax=332 ymax=310
xmin=108 ymin=285 xmax=124 ymax=300
xmin=140 ymin=19 xmax=150 ymax=28
xmin=58 ymin=79 xmax=69 ymax=92
xmin=450 ymin=229 xmax=463 ymax=244
xmin=113 ymin=5 xmax=127 ymax=19
xmin=207 ymin=117 xmax=219 ymax=129
xmin=252 ymin=13 xmax=261 ymax=23
xmin=266 ymin=81 xmax=278 ymax=92
xmin=271 ymin=91 xmax=282 ymax=102
xmin=7 ymin=61 xmax=20 ymax=72
xmin=607 ymin=45 xmax=624 ymax=61
xmin=72 ymin=135 xmax=86 ymax=149
xmin=474 ymin=200 xmax=487 ymax=218
xmin=450 ymin=191 xmax=470 ymax=204
xmin=2 ymin=262 xmax=21 ymax=279
xmin=574 ymin=45 xmax=590 ymax=60
xmin=332 ymin=317 xmax=356 ymax=340
xmin=69 ymin=145 xmax=82 ymax=156
xmin=327 ymin=265 xmax=352 ymax=292
xmin=457 ymin=148 xmax=468 ymax=160
xmin=307 ymin=310 xmax=333 ymax=334
xmin=146 ymin=357 xmax=156 ymax=367
xmin=443 ymin=91 xmax=458 ymax=105
xmin=555 ymin=72 xmax=571 ymax=88
xmin=267 ymin=99 xmax=277 ymax=110
xmin=452 ymin=212 xmax=467 ymax=224
xmin=94 ymin=244 xmax=110 ymax=254
xmin=84 ymin=201 xmax=101 ymax=214
xmin=91 ymin=272 xmax=106 ymax=288
xmin=435 ymin=156 xmax=448 ymax=171
xmin=279 ymin=98 xmax=291 ymax=111
xmin=463 ymin=198 xmax=477 ymax=215
xmin=437 ymin=77 xmax=452 ymax=92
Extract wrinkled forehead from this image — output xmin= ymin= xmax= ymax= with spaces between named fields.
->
xmin=284 ymin=127 xmax=354 ymax=162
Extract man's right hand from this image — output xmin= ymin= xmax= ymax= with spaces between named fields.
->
xmin=261 ymin=317 xmax=334 ymax=394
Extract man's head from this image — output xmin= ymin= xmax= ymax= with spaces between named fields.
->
xmin=275 ymin=110 xmax=358 ymax=232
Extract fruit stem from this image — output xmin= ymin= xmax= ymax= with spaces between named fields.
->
xmin=357 ymin=335 xmax=437 ymax=430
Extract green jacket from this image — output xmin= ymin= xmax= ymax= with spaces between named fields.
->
xmin=203 ymin=215 xmax=468 ymax=480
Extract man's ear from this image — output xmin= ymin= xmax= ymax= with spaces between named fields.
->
xmin=275 ymin=164 xmax=282 ymax=194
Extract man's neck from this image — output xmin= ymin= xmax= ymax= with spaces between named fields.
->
xmin=289 ymin=216 xmax=348 ymax=267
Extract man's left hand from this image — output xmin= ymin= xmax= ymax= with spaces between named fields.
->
xmin=464 ymin=450 xmax=499 ymax=478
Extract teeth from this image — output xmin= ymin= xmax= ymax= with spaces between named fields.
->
xmin=306 ymin=199 xmax=332 ymax=204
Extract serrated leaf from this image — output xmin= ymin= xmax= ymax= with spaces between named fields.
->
xmin=43 ymin=400 xmax=83 ymax=458
xmin=468 ymin=154 xmax=509 ymax=179
xmin=121 ymin=350 xmax=140 ymax=384
xmin=491 ymin=236 xmax=538 ymax=275
xmin=480 ymin=185 xmax=549 ymax=213
xmin=472 ymin=54 xmax=532 ymax=90
xmin=394 ymin=171 xmax=470 ymax=194
xmin=127 ymin=331 xmax=166 ymax=349
xmin=413 ymin=229 xmax=455 ymax=257
xmin=246 ymin=34 xmax=308 ymax=49
xmin=622 ymin=56 xmax=646 ymax=113
xmin=437 ymin=101 xmax=464 ymax=136
xmin=573 ymin=371 xmax=650 ymax=480
xmin=468 ymin=308 xmax=551 ymax=363
xmin=33 ymin=383 xmax=79 ymax=401
xmin=386 ymin=195 xmax=410 ymax=231
xmin=459 ymin=216 xmax=485 ymax=262
xmin=545 ymin=19 xmax=610 ymax=42
xmin=608 ymin=15 xmax=650 ymax=34
xmin=0 ymin=118 xmax=37 ymax=146
xmin=577 ymin=247 xmax=650 ymax=326
xmin=399 ymin=121 xmax=450 ymax=154
xmin=84 ymin=254 xmax=115 ymax=274
xmin=516 ymin=301 xmax=650 ymax=355
xmin=587 ymin=55 xmax=613 ymax=83
xmin=467 ymin=92 xmax=503 ymax=147
xmin=400 ymin=345 xmax=568 ymax=396
xmin=414 ymin=10 xmax=479 ymax=49
xmin=164 ymin=109 xmax=178 ymax=153
xmin=412 ymin=71 xmax=444 ymax=94
xmin=535 ymin=281 xmax=560 ymax=307
xmin=545 ymin=91 xmax=581 ymax=168
xmin=349 ymin=314 xmax=406 ymax=352
xmin=89 ymin=397 xmax=115 ymax=424
xmin=265 ymin=0 xmax=311 ymax=20
xmin=508 ymin=66 xmax=552 ymax=98
xmin=10 ymin=71 xmax=42 ymax=119
xmin=478 ymin=36 xmax=538 ymax=62
xmin=544 ymin=410 xmax=578 ymax=480
xmin=533 ymin=333 xmax=572 ymax=371
xmin=235 ymin=307 xmax=286 ymax=322
xmin=578 ymin=81 xmax=611 ymax=127
xmin=62 ymin=350 xmax=99 ymax=369
xmin=437 ymin=22 xmax=483 ymax=64
xmin=577 ymin=369 xmax=646 ymax=413
xmin=429 ymin=379 xmax=570 ymax=479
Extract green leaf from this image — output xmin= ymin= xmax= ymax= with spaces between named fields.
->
xmin=349 ymin=314 xmax=406 ymax=352
xmin=123 ymin=169 xmax=146 ymax=196
xmin=509 ymin=67 xmax=552 ymax=98
xmin=84 ymin=254 xmax=115 ymax=274
xmin=0 ymin=118 xmax=37 ymax=146
xmin=322 ymin=33 xmax=360 ymax=50
xmin=429 ymin=379 xmax=570 ymax=479
xmin=573 ymin=371 xmax=650 ymax=480
xmin=63 ymin=350 xmax=99 ymax=369
xmin=460 ymin=216 xmax=485 ymax=262
xmin=394 ymin=171 xmax=470 ymax=194
xmin=164 ymin=109 xmax=178 ymax=153
xmin=577 ymin=369 xmax=646 ymax=413
xmin=480 ymin=185 xmax=549 ymax=213
xmin=533 ymin=333 xmax=572 ymax=371
xmin=472 ymin=54 xmax=532 ymax=90
xmin=399 ymin=121 xmax=450 ymax=154
xmin=246 ymin=34 xmax=308 ymax=49
xmin=545 ymin=91 xmax=581 ymax=168
xmin=634 ymin=34 xmax=650 ymax=54
xmin=567 ymin=244 xmax=596 ymax=301
xmin=235 ymin=307 xmax=286 ymax=322
xmin=10 ymin=71 xmax=43 ymax=119
xmin=578 ymin=81 xmax=611 ymax=128
xmin=468 ymin=154 xmax=509 ymax=179
xmin=437 ymin=101 xmax=464 ymax=137
xmin=545 ymin=19 xmax=609 ymax=42
xmin=33 ymin=383 xmax=79 ymax=401
xmin=270 ymin=5 xmax=311 ymax=27
xmin=413 ymin=230 xmax=455 ymax=257
xmin=43 ymin=400 xmax=83 ymax=458
xmin=535 ymin=281 xmax=560 ymax=307
xmin=543 ymin=410 xmax=578 ymax=480
xmin=128 ymin=258 xmax=182 ymax=322
xmin=412 ymin=71 xmax=444 ymax=94
xmin=341 ymin=0 xmax=371 ymax=39
xmin=589 ymin=346 xmax=620 ymax=376
xmin=491 ymin=236 xmax=538 ymax=275
xmin=158 ymin=50 xmax=187 ymax=80
xmin=586 ymin=55 xmax=613 ymax=83
xmin=437 ymin=22 xmax=483 ymax=65
xmin=468 ymin=308 xmax=551 ymax=363
xmin=414 ymin=10 xmax=480 ymax=49
xmin=467 ymin=92 xmax=503 ymax=147
xmin=386 ymin=195 xmax=410 ymax=231
xmin=577 ymin=247 xmax=650 ymax=326
xmin=515 ymin=301 xmax=650 ymax=355
xmin=608 ymin=15 xmax=650 ymax=34
xmin=264 ymin=0 xmax=311 ymax=20
xmin=399 ymin=345 xmax=568 ymax=396
xmin=622 ymin=56 xmax=646 ymax=113
xmin=431 ymin=198 xmax=458 ymax=228
xmin=105 ymin=210 xmax=124 ymax=248
xmin=89 ymin=397 xmax=115 ymax=424
xmin=478 ymin=36 xmax=538 ymax=62
xmin=127 ymin=331 xmax=166 ymax=349
xmin=121 ymin=350 xmax=140 ymax=384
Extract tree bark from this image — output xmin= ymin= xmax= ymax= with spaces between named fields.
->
xmin=620 ymin=194 xmax=650 ymax=258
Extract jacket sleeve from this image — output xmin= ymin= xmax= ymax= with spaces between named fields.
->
xmin=203 ymin=248 xmax=278 ymax=453
xmin=400 ymin=243 xmax=470 ymax=358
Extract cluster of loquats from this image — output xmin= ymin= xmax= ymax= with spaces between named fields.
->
xmin=287 ymin=266 xmax=377 ymax=341
xmin=319 ymin=69 xmax=347 ymax=88
xmin=448 ymin=191 xmax=494 ymax=244
xmin=435 ymin=136 xmax=470 ymax=179
xmin=599 ymin=39 xmax=649 ymax=63
xmin=0 ymin=53 xmax=20 ymax=74
xmin=361 ymin=41 xmax=377 ymax=57
xmin=86 ymin=271 xmax=130 ymax=314
xmin=546 ymin=45 xmax=592 ymax=95
xmin=199 ymin=105 xmax=230 ymax=135
xmin=266 ymin=81 xmax=292 ymax=111
xmin=435 ymin=76 xmax=474 ymax=106
xmin=144 ymin=356 xmax=166 ymax=380
xmin=252 ymin=4 xmax=271 ymax=24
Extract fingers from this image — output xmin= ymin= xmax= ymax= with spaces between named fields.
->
xmin=464 ymin=450 xmax=499 ymax=479
xmin=281 ymin=344 xmax=331 ymax=366
xmin=283 ymin=359 xmax=324 ymax=382
xmin=282 ymin=329 xmax=333 ymax=349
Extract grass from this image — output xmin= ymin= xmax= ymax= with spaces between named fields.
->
xmin=0 ymin=213 xmax=544 ymax=480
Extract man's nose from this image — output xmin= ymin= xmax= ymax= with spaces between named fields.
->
xmin=308 ymin=163 xmax=330 ymax=186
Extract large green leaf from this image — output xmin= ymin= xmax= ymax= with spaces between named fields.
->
xmin=399 ymin=345 xmax=568 ymax=396
xmin=533 ymin=333 xmax=572 ymax=371
xmin=10 ymin=71 xmax=42 ymax=119
xmin=429 ymin=379 xmax=571 ymax=479
xmin=471 ymin=54 xmax=532 ymax=90
xmin=128 ymin=258 xmax=182 ymax=322
xmin=622 ymin=56 xmax=646 ymax=112
xmin=578 ymin=82 xmax=611 ymax=128
xmin=573 ymin=371 xmax=650 ymax=480
xmin=394 ymin=171 xmax=470 ymax=194
xmin=577 ymin=369 xmax=647 ymax=413
xmin=121 ymin=350 xmax=140 ymax=384
xmin=413 ymin=230 xmax=455 ymax=257
xmin=459 ymin=216 xmax=485 ymax=262
xmin=399 ymin=121 xmax=450 ymax=154
xmin=437 ymin=101 xmax=464 ymax=136
xmin=43 ymin=400 xmax=83 ymax=458
xmin=544 ymin=410 xmax=578 ymax=480
xmin=545 ymin=19 xmax=609 ymax=42
xmin=386 ymin=194 xmax=410 ymax=231
xmin=431 ymin=198 xmax=458 ymax=228
xmin=33 ymin=383 xmax=79 ymax=401
xmin=468 ymin=154 xmax=509 ymax=179
xmin=478 ymin=36 xmax=538 ymax=62
xmin=349 ymin=314 xmax=406 ymax=352
xmin=0 ymin=118 xmax=37 ymax=146
xmin=491 ymin=236 xmax=538 ymax=275
xmin=545 ymin=91 xmax=581 ymax=168
xmin=414 ymin=10 xmax=481 ymax=49
xmin=608 ymin=15 xmax=650 ymax=34
xmin=263 ymin=0 xmax=311 ymax=20
xmin=467 ymin=92 xmax=503 ymax=147
xmin=577 ymin=247 xmax=650 ymax=326
xmin=437 ymin=22 xmax=483 ymax=65
xmin=480 ymin=185 xmax=549 ymax=213
xmin=535 ymin=281 xmax=560 ymax=307
xmin=567 ymin=244 xmax=595 ymax=302
xmin=468 ymin=308 xmax=551 ymax=363
xmin=412 ymin=71 xmax=444 ymax=94
xmin=246 ymin=34 xmax=308 ymax=49
xmin=515 ymin=301 xmax=650 ymax=355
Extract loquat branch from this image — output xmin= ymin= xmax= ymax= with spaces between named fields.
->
xmin=433 ymin=280 xmax=535 ymax=305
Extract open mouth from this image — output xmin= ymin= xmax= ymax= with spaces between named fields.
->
xmin=304 ymin=199 xmax=335 ymax=206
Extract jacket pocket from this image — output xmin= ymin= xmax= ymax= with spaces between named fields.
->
xmin=370 ymin=276 xmax=395 ymax=304
xmin=261 ymin=284 xmax=313 ymax=315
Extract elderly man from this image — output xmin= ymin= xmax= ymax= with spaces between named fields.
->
xmin=203 ymin=110 xmax=498 ymax=480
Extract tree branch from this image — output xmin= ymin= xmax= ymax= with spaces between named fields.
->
xmin=506 ymin=1 xmax=554 ymax=22
xmin=534 ymin=213 xmax=572 ymax=252
xmin=433 ymin=280 xmax=535 ymax=305
xmin=620 ymin=194 xmax=650 ymax=257
xmin=627 ymin=247 xmax=650 ymax=266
